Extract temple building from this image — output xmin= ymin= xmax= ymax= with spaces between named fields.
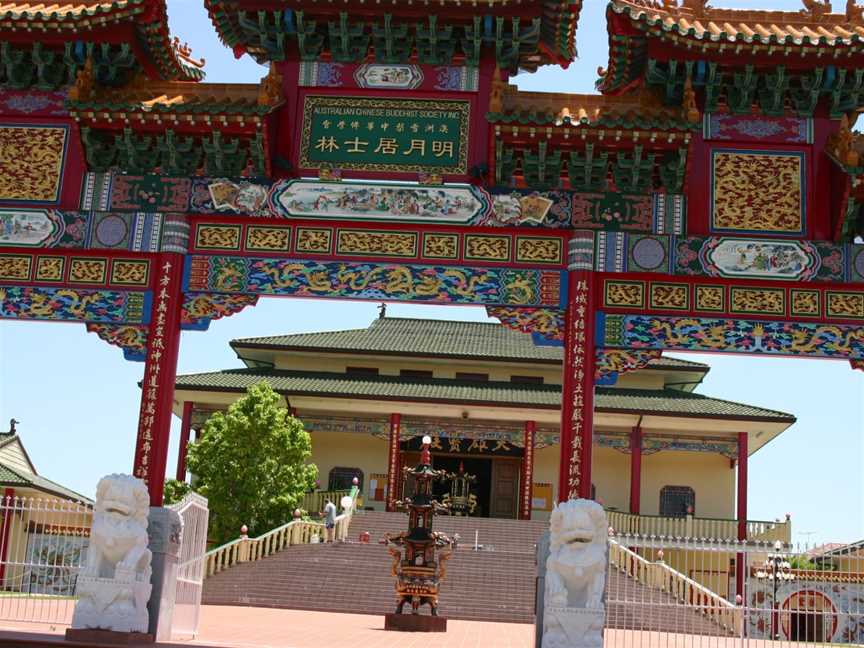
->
xmin=173 ymin=315 xmax=795 ymax=529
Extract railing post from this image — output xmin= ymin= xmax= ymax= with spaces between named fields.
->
xmin=237 ymin=525 xmax=249 ymax=563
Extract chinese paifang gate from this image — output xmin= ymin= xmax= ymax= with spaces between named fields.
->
xmin=2 ymin=0 xmax=864 ymax=633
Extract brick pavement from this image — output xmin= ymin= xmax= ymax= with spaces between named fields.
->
xmin=190 ymin=606 xmax=535 ymax=648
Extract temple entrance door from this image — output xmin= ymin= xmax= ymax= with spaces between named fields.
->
xmin=490 ymin=459 xmax=519 ymax=519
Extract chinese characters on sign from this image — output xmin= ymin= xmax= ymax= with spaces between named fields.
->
xmin=567 ymin=278 xmax=591 ymax=500
xmin=300 ymin=96 xmax=470 ymax=174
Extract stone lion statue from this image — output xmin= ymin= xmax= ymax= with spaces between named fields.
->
xmin=542 ymin=499 xmax=608 ymax=648
xmin=71 ymin=474 xmax=152 ymax=634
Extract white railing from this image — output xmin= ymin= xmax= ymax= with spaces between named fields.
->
xmin=606 ymin=533 xmax=864 ymax=646
xmin=0 ymin=495 xmax=92 ymax=627
xmin=204 ymin=486 xmax=359 ymax=579
xmin=609 ymin=537 xmax=742 ymax=635
xmin=606 ymin=510 xmax=791 ymax=543
xmin=169 ymin=492 xmax=209 ymax=640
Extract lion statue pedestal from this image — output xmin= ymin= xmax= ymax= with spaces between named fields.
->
xmin=541 ymin=499 xmax=608 ymax=648
xmin=67 ymin=474 xmax=153 ymax=643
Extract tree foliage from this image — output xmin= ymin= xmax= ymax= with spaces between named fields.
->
xmin=163 ymin=479 xmax=192 ymax=505
xmin=185 ymin=381 xmax=318 ymax=544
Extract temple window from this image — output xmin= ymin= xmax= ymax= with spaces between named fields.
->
xmin=346 ymin=366 xmax=379 ymax=376
xmin=511 ymin=375 xmax=544 ymax=384
xmin=328 ymin=467 xmax=364 ymax=491
xmin=659 ymin=486 xmax=695 ymax=517
xmin=400 ymin=369 xmax=434 ymax=379
xmin=455 ymin=372 xmax=489 ymax=382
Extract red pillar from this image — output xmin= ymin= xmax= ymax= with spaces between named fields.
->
xmin=520 ymin=421 xmax=536 ymax=520
xmin=736 ymin=431 xmax=748 ymax=599
xmin=629 ymin=425 xmax=643 ymax=514
xmin=386 ymin=413 xmax=401 ymax=512
xmin=133 ymin=254 xmax=184 ymax=506
xmin=0 ymin=488 xmax=15 ymax=586
xmin=176 ymin=401 xmax=193 ymax=482
xmin=558 ymin=271 xmax=596 ymax=502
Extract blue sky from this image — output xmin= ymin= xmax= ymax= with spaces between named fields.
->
xmin=0 ymin=0 xmax=861 ymax=545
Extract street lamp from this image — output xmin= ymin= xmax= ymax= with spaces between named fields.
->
xmin=755 ymin=540 xmax=795 ymax=640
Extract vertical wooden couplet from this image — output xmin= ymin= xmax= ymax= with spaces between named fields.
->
xmin=558 ymin=271 xmax=596 ymax=502
xmin=386 ymin=413 xmax=401 ymax=512
xmin=736 ymin=431 xmax=748 ymax=600
xmin=629 ymin=425 xmax=643 ymax=514
xmin=520 ymin=421 xmax=536 ymax=520
xmin=133 ymin=253 xmax=184 ymax=506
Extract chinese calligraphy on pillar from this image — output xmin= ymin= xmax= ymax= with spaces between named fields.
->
xmin=386 ymin=413 xmax=401 ymax=512
xmin=133 ymin=255 xmax=183 ymax=505
xmin=520 ymin=421 xmax=535 ymax=520
xmin=559 ymin=272 xmax=596 ymax=502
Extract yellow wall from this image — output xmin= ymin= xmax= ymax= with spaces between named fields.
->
xmin=309 ymin=431 xmax=389 ymax=511
xmin=640 ymin=450 xmax=735 ymax=519
xmin=592 ymin=446 xmax=631 ymax=512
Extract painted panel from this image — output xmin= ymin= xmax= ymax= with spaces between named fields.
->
xmin=0 ymin=210 xmax=64 ymax=247
xmin=700 ymin=238 xmax=820 ymax=281
xmin=710 ymin=149 xmax=806 ymax=235
xmin=335 ymin=229 xmax=418 ymax=258
xmin=184 ymin=255 xmax=564 ymax=307
xmin=0 ymin=90 xmax=67 ymax=117
xmin=0 ymin=286 xmax=148 ymax=324
xmin=0 ymin=124 xmax=68 ymax=204
xmin=270 ymin=179 xmax=490 ymax=223
xmin=354 ymin=64 xmax=423 ymax=89
xmin=190 ymin=178 xmax=270 ymax=216
xmin=599 ymin=314 xmax=864 ymax=360
xmin=704 ymin=114 xmax=812 ymax=144
xmin=298 ymin=95 xmax=470 ymax=174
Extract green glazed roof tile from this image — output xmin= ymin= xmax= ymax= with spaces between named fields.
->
xmin=174 ymin=368 xmax=793 ymax=421
xmin=233 ymin=317 xmax=709 ymax=371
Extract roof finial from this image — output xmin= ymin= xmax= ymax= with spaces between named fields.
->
xmin=847 ymin=0 xmax=864 ymax=22
xmin=68 ymin=58 xmax=94 ymax=102
xmin=683 ymin=76 xmax=700 ymax=124
xmin=378 ymin=302 xmax=387 ymax=319
xmin=172 ymin=36 xmax=206 ymax=69
xmin=801 ymin=0 xmax=833 ymax=20
xmin=8 ymin=419 xmax=18 ymax=435
xmin=258 ymin=64 xmax=283 ymax=107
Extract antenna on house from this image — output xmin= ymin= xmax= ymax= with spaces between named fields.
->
xmin=8 ymin=419 xmax=18 ymax=434
xmin=378 ymin=302 xmax=387 ymax=319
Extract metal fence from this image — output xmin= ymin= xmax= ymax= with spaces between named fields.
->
xmin=605 ymin=533 xmax=864 ymax=647
xmin=0 ymin=496 xmax=92 ymax=627
xmin=169 ymin=491 xmax=209 ymax=640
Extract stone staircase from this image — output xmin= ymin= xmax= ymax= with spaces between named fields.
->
xmin=203 ymin=511 xmax=543 ymax=623
xmin=202 ymin=510 xmax=736 ymax=633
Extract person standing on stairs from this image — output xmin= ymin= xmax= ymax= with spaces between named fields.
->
xmin=322 ymin=498 xmax=337 ymax=543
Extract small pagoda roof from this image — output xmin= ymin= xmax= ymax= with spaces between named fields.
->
xmin=0 ymin=1 xmax=204 ymax=82
xmin=489 ymin=85 xmax=699 ymax=132
xmin=600 ymin=0 xmax=864 ymax=94
xmin=205 ymin=0 xmax=582 ymax=69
